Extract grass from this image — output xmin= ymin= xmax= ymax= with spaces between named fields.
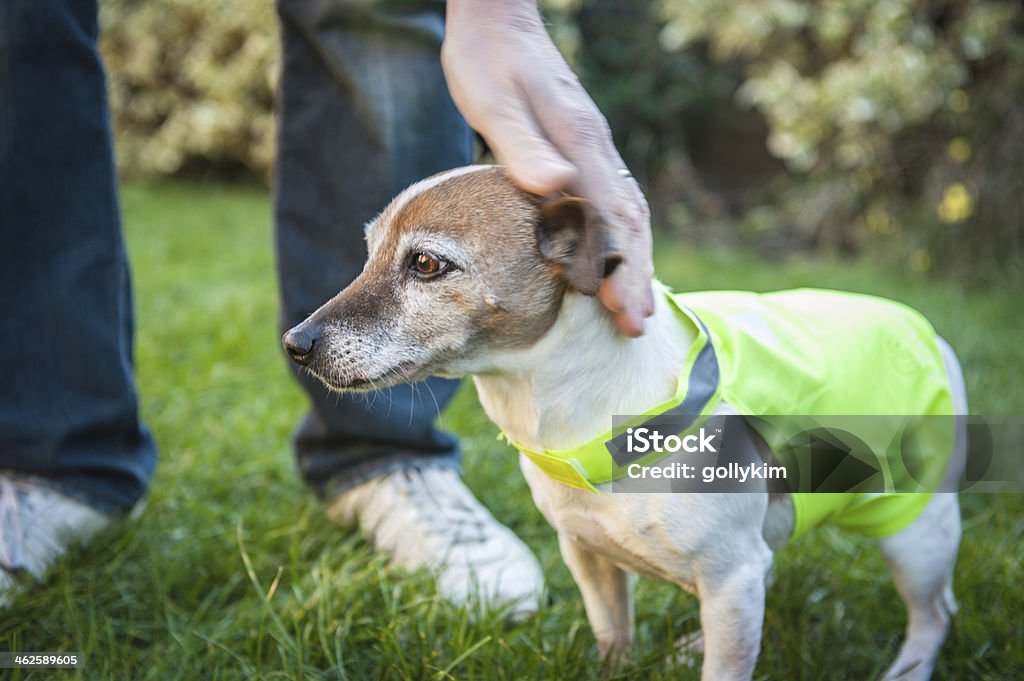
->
xmin=1 ymin=181 xmax=1021 ymax=680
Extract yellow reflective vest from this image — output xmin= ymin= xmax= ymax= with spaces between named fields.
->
xmin=507 ymin=289 xmax=955 ymax=541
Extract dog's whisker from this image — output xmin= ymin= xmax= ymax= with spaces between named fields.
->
xmin=408 ymin=380 xmax=419 ymax=427
xmin=421 ymin=378 xmax=443 ymax=420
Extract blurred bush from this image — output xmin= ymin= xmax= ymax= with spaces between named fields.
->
xmin=560 ymin=0 xmax=1024 ymax=277
xmin=99 ymin=0 xmax=278 ymax=179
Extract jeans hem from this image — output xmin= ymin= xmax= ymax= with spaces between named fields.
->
xmin=318 ymin=455 xmax=461 ymax=502
xmin=0 ymin=469 xmax=142 ymax=516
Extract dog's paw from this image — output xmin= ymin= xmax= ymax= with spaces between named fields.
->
xmin=597 ymin=636 xmax=632 ymax=673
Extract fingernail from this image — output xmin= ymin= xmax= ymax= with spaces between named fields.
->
xmin=617 ymin=311 xmax=644 ymax=338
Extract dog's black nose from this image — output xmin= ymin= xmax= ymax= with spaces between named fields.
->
xmin=283 ymin=325 xmax=318 ymax=364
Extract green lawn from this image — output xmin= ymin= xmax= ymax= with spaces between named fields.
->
xmin=2 ymin=182 xmax=1021 ymax=680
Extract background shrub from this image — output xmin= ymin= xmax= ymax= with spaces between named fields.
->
xmin=100 ymin=0 xmax=279 ymax=180
xmin=569 ymin=0 xmax=1024 ymax=277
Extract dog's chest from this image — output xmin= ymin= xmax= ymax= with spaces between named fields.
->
xmin=520 ymin=455 xmax=707 ymax=588
xmin=566 ymin=515 xmax=693 ymax=586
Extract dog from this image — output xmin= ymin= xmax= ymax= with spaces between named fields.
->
xmin=282 ymin=165 xmax=965 ymax=681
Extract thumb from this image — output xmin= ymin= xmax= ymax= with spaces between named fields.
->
xmin=480 ymin=97 xmax=578 ymax=196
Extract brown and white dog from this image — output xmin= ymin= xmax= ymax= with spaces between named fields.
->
xmin=283 ymin=165 xmax=965 ymax=681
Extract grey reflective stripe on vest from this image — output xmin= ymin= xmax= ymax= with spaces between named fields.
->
xmin=605 ymin=312 xmax=721 ymax=467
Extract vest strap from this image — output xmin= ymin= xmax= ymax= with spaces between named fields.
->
xmin=504 ymin=292 xmax=722 ymax=491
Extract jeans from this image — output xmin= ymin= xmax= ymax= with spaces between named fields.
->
xmin=274 ymin=0 xmax=470 ymax=498
xmin=0 ymin=0 xmax=156 ymax=513
xmin=0 ymin=0 xmax=468 ymax=512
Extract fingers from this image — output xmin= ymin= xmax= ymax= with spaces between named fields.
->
xmin=600 ymin=266 xmax=655 ymax=337
xmin=460 ymin=85 xmax=579 ymax=196
xmin=485 ymin=102 xmax=578 ymax=195
xmin=442 ymin=20 xmax=655 ymax=335
xmin=606 ymin=303 xmax=646 ymax=337
xmin=590 ymin=185 xmax=655 ymax=335
xmin=527 ymin=72 xmax=655 ymax=332
xmin=501 ymin=143 xmax=578 ymax=197
xmin=599 ymin=210 xmax=655 ymax=338
xmin=522 ymin=64 xmax=618 ymax=191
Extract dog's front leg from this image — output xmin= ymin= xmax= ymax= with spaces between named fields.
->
xmin=558 ymin=533 xmax=634 ymax=661
xmin=696 ymin=560 xmax=769 ymax=681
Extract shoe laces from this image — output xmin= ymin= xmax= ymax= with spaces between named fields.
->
xmin=386 ymin=468 xmax=491 ymax=545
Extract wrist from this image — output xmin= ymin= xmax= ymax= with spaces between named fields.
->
xmin=446 ymin=0 xmax=542 ymax=32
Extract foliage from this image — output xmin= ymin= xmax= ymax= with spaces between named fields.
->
xmin=652 ymin=0 xmax=1024 ymax=274
xmin=545 ymin=0 xmax=742 ymax=229
xmin=1 ymin=182 xmax=1022 ymax=679
xmin=660 ymin=1 xmax=1018 ymax=174
xmin=99 ymin=0 xmax=279 ymax=179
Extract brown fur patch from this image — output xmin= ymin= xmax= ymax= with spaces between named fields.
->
xmin=297 ymin=165 xmax=604 ymax=389
xmin=372 ymin=167 xmax=568 ymax=352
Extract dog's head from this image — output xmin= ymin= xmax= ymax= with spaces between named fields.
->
xmin=282 ymin=165 xmax=621 ymax=391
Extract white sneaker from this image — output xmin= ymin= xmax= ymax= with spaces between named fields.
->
xmin=0 ymin=476 xmax=115 ymax=607
xmin=328 ymin=466 xmax=544 ymax=620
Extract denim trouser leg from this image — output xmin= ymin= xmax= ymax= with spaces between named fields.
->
xmin=0 ymin=0 xmax=156 ymax=513
xmin=274 ymin=0 xmax=473 ymax=499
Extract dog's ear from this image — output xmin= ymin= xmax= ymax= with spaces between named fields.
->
xmin=537 ymin=197 xmax=623 ymax=296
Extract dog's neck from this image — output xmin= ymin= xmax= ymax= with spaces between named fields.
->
xmin=473 ymin=282 xmax=695 ymax=453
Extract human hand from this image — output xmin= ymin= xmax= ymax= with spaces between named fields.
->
xmin=442 ymin=0 xmax=654 ymax=337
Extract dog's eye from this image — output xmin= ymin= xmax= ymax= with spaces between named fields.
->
xmin=409 ymin=252 xmax=450 ymax=278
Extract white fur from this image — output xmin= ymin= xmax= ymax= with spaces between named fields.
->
xmin=475 ymin=284 xmax=776 ymax=677
xmin=474 ymin=282 xmax=690 ymax=452
xmin=873 ymin=338 xmax=965 ymax=681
